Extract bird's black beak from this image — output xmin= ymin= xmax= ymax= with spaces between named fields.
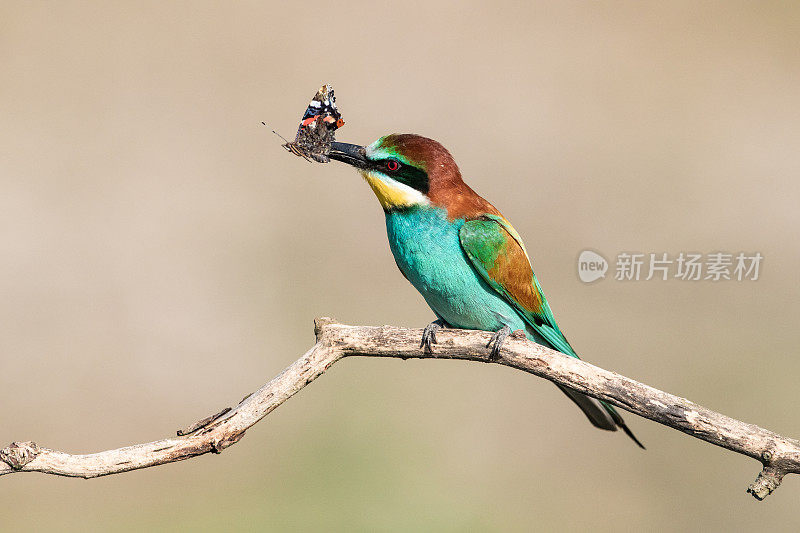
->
xmin=329 ymin=142 xmax=369 ymax=169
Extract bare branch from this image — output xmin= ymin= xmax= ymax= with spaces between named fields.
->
xmin=2 ymin=317 xmax=798 ymax=500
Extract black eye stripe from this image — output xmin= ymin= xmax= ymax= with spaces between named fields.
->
xmin=372 ymin=158 xmax=429 ymax=194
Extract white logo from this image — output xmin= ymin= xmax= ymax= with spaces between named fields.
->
xmin=577 ymin=250 xmax=608 ymax=283
xmin=577 ymin=250 xmax=762 ymax=282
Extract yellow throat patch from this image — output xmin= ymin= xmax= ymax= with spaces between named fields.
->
xmin=360 ymin=170 xmax=428 ymax=210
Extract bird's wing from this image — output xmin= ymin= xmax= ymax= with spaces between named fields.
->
xmin=457 ymin=214 xmax=575 ymax=357
xmin=459 ymin=215 xmax=646 ymax=447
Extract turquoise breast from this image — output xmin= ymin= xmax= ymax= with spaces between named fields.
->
xmin=384 ymin=206 xmax=529 ymax=333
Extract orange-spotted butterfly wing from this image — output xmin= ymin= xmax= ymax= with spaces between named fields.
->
xmin=283 ymin=84 xmax=344 ymax=163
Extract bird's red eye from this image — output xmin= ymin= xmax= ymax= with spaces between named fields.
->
xmin=386 ymin=160 xmax=400 ymax=171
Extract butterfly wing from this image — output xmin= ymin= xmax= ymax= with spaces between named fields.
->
xmin=283 ymin=84 xmax=344 ymax=163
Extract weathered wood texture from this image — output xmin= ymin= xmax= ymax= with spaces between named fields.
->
xmin=2 ymin=318 xmax=798 ymax=500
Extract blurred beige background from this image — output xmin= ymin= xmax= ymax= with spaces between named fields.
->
xmin=2 ymin=1 xmax=799 ymax=531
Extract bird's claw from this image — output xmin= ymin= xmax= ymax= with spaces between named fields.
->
xmin=420 ymin=319 xmax=445 ymax=354
xmin=486 ymin=325 xmax=512 ymax=360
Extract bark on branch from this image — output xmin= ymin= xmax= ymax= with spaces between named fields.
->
xmin=2 ymin=318 xmax=798 ymax=500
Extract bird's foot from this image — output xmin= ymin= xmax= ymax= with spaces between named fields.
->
xmin=420 ymin=319 xmax=446 ymax=354
xmin=486 ymin=325 xmax=513 ymax=360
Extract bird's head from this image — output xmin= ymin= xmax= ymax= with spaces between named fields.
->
xmin=329 ymin=134 xmax=463 ymax=211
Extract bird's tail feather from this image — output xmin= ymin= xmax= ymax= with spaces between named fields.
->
xmin=602 ymin=399 xmax=646 ymax=449
xmin=556 ymin=385 xmax=645 ymax=449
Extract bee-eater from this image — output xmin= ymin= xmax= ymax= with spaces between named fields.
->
xmin=328 ymin=134 xmax=643 ymax=447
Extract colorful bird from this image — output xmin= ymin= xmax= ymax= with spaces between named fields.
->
xmin=328 ymin=134 xmax=643 ymax=447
